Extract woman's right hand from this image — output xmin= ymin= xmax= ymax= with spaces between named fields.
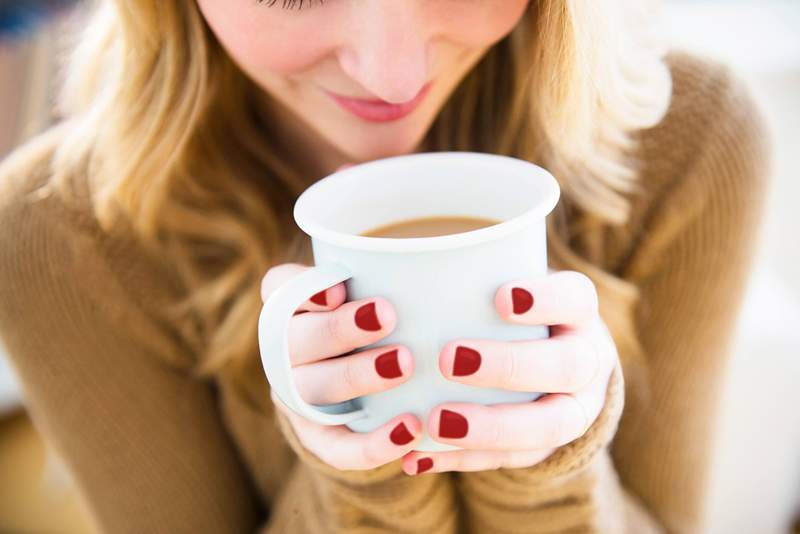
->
xmin=261 ymin=262 xmax=424 ymax=471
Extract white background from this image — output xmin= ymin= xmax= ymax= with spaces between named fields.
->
xmin=1 ymin=1 xmax=799 ymax=532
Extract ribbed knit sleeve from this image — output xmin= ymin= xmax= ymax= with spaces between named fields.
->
xmin=611 ymin=61 xmax=772 ymax=533
xmin=453 ymin=61 xmax=771 ymax=533
xmin=0 ymin=188 xmax=263 ymax=533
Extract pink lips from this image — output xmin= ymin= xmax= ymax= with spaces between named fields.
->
xmin=324 ymin=83 xmax=432 ymax=123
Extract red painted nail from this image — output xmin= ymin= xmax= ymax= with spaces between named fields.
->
xmin=310 ymin=290 xmax=327 ymax=306
xmin=512 ymin=287 xmax=533 ymax=314
xmin=390 ymin=422 xmax=415 ymax=445
xmin=355 ymin=302 xmax=381 ymax=331
xmin=375 ymin=349 xmax=402 ymax=379
xmin=439 ymin=409 xmax=468 ymax=439
xmin=416 ymin=457 xmax=433 ymax=474
xmin=453 ymin=346 xmax=481 ymax=376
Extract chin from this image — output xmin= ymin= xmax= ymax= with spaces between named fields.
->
xmin=330 ymin=123 xmax=431 ymax=163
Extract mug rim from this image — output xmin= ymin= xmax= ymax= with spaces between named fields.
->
xmin=293 ymin=151 xmax=560 ymax=253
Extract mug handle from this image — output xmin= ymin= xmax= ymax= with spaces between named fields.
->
xmin=258 ymin=262 xmax=368 ymax=425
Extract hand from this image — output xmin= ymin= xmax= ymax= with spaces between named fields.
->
xmin=262 ymin=263 xmax=425 ymax=470
xmin=399 ymin=270 xmax=619 ymax=475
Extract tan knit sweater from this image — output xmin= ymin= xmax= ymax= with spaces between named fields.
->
xmin=0 ymin=52 xmax=771 ymax=534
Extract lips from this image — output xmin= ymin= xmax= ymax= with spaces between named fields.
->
xmin=324 ymin=82 xmax=432 ymax=123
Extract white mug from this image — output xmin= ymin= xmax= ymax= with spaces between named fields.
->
xmin=258 ymin=152 xmax=560 ymax=452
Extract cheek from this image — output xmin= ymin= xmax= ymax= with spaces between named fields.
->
xmin=197 ymin=0 xmax=333 ymax=76
xmin=435 ymin=0 xmax=530 ymax=47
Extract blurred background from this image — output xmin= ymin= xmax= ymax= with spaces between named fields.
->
xmin=0 ymin=1 xmax=798 ymax=533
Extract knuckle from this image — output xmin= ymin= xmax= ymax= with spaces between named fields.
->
xmin=553 ymin=338 xmax=578 ymax=391
xmin=572 ymin=271 xmax=599 ymax=318
xmin=564 ymin=336 xmax=595 ymax=391
xmin=342 ymin=358 xmax=363 ymax=398
xmin=583 ymin=338 xmax=602 ymax=386
xmin=571 ymin=270 xmax=596 ymax=295
xmin=545 ymin=406 xmax=573 ymax=448
xmin=502 ymin=342 xmax=518 ymax=387
xmin=488 ymin=412 xmax=507 ymax=448
xmin=326 ymin=307 xmax=352 ymax=351
xmin=291 ymin=368 xmax=310 ymax=403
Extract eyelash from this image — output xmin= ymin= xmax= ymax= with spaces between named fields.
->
xmin=257 ymin=0 xmax=326 ymax=9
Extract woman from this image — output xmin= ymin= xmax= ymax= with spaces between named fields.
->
xmin=0 ymin=1 xmax=770 ymax=533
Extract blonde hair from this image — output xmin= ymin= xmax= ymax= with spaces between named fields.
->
xmin=39 ymin=0 xmax=670 ymax=398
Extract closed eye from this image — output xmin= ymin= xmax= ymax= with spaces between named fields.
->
xmin=257 ymin=0 xmax=326 ymax=10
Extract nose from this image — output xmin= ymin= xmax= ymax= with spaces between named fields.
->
xmin=336 ymin=3 xmax=430 ymax=103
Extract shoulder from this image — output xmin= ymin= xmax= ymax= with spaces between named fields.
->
xmin=620 ymin=52 xmax=772 ymax=281
xmin=0 ymin=122 xmax=104 ymax=288
xmin=0 ymin=124 xmax=75 ymax=288
xmin=0 ymin=124 xmax=193 ymax=369
xmin=632 ymin=51 xmax=771 ymax=226
xmin=639 ymin=50 xmax=772 ymax=200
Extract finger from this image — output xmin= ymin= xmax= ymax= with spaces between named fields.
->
xmin=495 ymin=270 xmax=599 ymax=329
xmin=288 ymin=297 xmax=397 ymax=365
xmin=428 ymin=384 xmax=605 ymax=450
xmin=261 ymin=263 xmax=347 ymax=314
xmin=400 ymin=447 xmax=556 ymax=475
xmin=271 ymin=389 xmax=424 ymax=471
xmin=439 ymin=331 xmax=601 ymax=393
xmin=293 ymin=344 xmax=414 ymax=405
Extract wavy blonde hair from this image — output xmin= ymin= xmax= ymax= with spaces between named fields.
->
xmin=42 ymin=0 xmax=671 ymax=398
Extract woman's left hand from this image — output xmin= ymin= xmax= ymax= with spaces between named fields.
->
xmin=400 ymin=270 xmax=620 ymax=475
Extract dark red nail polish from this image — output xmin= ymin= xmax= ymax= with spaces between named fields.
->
xmin=390 ymin=422 xmax=414 ymax=445
xmin=512 ymin=287 xmax=534 ymax=314
xmin=375 ymin=349 xmax=402 ymax=379
xmin=355 ymin=302 xmax=381 ymax=331
xmin=310 ymin=290 xmax=327 ymax=306
xmin=416 ymin=457 xmax=433 ymax=474
xmin=453 ymin=346 xmax=481 ymax=376
xmin=439 ymin=409 xmax=468 ymax=439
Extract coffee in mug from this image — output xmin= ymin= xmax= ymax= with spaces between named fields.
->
xmin=361 ymin=215 xmax=501 ymax=238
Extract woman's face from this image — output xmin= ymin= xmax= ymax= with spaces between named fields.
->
xmin=196 ymin=0 xmax=530 ymax=166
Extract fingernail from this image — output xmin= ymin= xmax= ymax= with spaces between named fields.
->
xmin=416 ymin=457 xmax=433 ymax=474
xmin=439 ymin=409 xmax=468 ymax=439
xmin=355 ymin=302 xmax=381 ymax=331
xmin=310 ymin=290 xmax=327 ymax=306
xmin=390 ymin=422 xmax=415 ymax=445
xmin=512 ymin=287 xmax=534 ymax=314
xmin=375 ymin=349 xmax=402 ymax=379
xmin=453 ymin=346 xmax=481 ymax=376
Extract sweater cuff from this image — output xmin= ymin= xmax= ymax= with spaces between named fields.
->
xmin=273 ymin=406 xmax=408 ymax=487
xmin=472 ymin=360 xmax=625 ymax=486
